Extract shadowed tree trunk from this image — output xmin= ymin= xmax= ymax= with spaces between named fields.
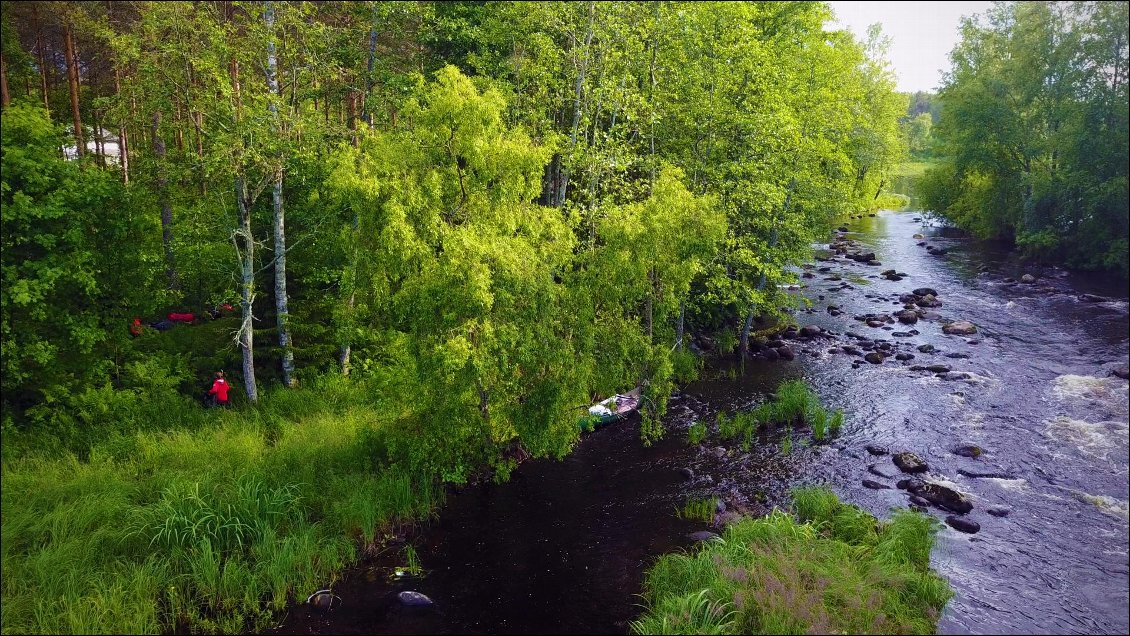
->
xmin=152 ymin=111 xmax=179 ymax=290
xmin=1 ymin=52 xmax=10 ymax=108
xmin=64 ymin=21 xmax=83 ymax=159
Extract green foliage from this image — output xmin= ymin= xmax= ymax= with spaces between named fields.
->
xmin=923 ymin=1 xmax=1128 ymax=276
xmin=633 ymin=488 xmax=952 ymax=635
xmin=829 ymin=409 xmax=845 ymax=436
xmin=687 ymin=421 xmax=707 ymax=446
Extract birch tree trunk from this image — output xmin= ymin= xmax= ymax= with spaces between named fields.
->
xmin=265 ymin=1 xmax=295 ymax=387
xmin=556 ymin=1 xmax=594 ymax=208
xmin=235 ymin=176 xmax=259 ymax=403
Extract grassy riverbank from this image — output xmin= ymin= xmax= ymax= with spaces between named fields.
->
xmin=0 ymin=377 xmax=443 ymax=634
xmin=632 ymin=487 xmax=952 ymax=635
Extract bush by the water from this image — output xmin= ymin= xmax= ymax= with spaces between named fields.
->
xmin=631 ymin=486 xmax=952 ymax=635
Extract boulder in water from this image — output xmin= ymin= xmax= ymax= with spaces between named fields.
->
xmin=952 ymin=445 xmax=983 ymax=458
xmin=800 ymin=325 xmax=821 ymax=338
xmin=942 ymin=320 xmax=977 ymax=335
xmin=917 ymin=344 xmax=935 ymax=353
xmin=897 ymin=478 xmax=925 ymax=491
xmin=916 ymin=482 xmax=973 ymax=513
xmin=985 ymin=505 xmax=1012 ymax=518
xmin=864 ymin=352 xmax=885 ymax=364
xmin=893 ymin=451 xmax=928 ymax=473
xmin=945 ymin=516 xmax=980 ymax=533
xmin=776 ymin=345 xmax=795 ymax=361
xmin=398 ymin=591 xmax=435 ymax=607
xmin=862 ymin=479 xmax=891 ymax=490
xmin=896 ymin=310 xmax=919 ymax=325
xmin=912 ymin=287 xmax=938 ymax=297
xmin=1020 ymin=274 xmax=1037 ymax=284
xmin=1113 ymin=367 xmax=1130 ymax=380
xmin=865 ymin=444 xmax=889 ymax=456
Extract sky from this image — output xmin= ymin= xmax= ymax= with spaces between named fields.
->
xmin=826 ymin=1 xmax=995 ymax=93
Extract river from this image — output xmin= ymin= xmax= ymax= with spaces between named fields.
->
xmin=272 ymin=207 xmax=1129 ymax=635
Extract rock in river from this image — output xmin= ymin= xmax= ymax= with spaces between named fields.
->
xmin=985 ymin=505 xmax=1012 ymax=518
xmin=864 ymin=352 xmax=885 ymax=364
xmin=916 ymin=482 xmax=974 ymax=514
xmin=862 ymin=479 xmax=891 ymax=490
xmin=399 ymin=591 xmax=435 ymax=607
xmin=917 ymin=343 xmax=935 ymax=353
xmin=893 ymin=451 xmax=929 ymax=473
xmin=952 ymin=445 xmax=983 ymax=458
xmin=942 ymin=320 xmax=978 ymax=335
xmin=945 ymin=516 xmax=981 ymax=534
xmin=1020 ymin=273 xmax=1037 ymax=284
xmin=868 ymin=462 xmax=901 ymax=479
xmin=897 ymin=310 xmax=919 ymax=325
xmin=912 ymin=287 xmax=938 ymax=297
xmin=865 ymin=444 xmax=889 ymax=456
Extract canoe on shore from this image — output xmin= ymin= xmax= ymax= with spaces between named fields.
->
xmin=580 ymin=387 xmax=641 ymax=429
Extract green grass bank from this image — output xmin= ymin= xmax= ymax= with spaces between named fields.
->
xmin=0 ymin=376 xmax=444 ymax=634
xmin=631 ymin=486 xmax=953 ymax=635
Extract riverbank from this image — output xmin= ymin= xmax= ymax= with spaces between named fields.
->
xmin=0 ymin=378 xmax=444 ymax=634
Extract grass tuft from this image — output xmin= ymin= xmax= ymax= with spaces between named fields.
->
xmin=633 ymin=488 xmax=952 ymax=635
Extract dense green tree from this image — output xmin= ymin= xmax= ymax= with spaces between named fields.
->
xmin=922 ymin=1 xmax=1128 ymax=273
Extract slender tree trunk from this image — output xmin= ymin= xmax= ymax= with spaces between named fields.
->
xmin=35 ymin=7 xmax=50 ymax=116
xmin=152 ymin=111 xmax=179 ymax=290
xmin=364 ymin=7 xmax=378 ymax=126
xmin=557 ymin=1 xmax=595 ymax=208
xmin=228 ymin=19 xmax=258 ymax=403
xmin=114 ymin=70 xmax=129 ymax=183
xmin=648 ymin=2 xmax=660 ymax=189
xmin=676 ymin=301 xmax=685 ymax=350
xmin=1 ymin=52 xmax=10 ymax=109
xmin=265 ymin=1 xmax=295 ymax=387
xmin=235 ymin=176 xmax=258 ymax=403
xmin=64 ymin=22 xmax=84 ymax=159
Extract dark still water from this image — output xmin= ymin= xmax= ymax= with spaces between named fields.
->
xmin=271 ymin=209 xmax=1129 ymax=635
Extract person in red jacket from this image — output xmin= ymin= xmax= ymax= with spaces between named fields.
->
xmin=207 ymin=371 xmax=231 ymax=408
xmin=129 ymin=318 xmax=144 ymax=337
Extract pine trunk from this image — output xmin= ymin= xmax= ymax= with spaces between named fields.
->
xmin=265 ymin=1 xmax=295 ymax=387
xmin=35 ymin=8 xmax=50 ymax=116
xmin=1 ymin=52 xmax=10 ymax=109
xmin=64 ymin=23 xmax=84 ymax=159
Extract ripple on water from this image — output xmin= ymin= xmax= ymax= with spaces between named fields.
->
xmin=1073 ymin=492 xmax=1130 ymax=522
xmin=1052 ymin=374 xmax=1129 ymax=407
xmin=1043 ymin=416 xmax=1130 ymax=461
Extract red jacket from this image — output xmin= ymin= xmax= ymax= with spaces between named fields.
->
xmin=169 ymin=312 xmax=195 ymax=323
xmin=209 ymin=378 xmax=230 ymax=402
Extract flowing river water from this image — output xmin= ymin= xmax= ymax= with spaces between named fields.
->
xmin=273 ymin=207 xmax=1129 ymax=635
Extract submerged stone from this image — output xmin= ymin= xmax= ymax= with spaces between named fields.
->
xmin=398 ymin=591 xmax=435 ymax=607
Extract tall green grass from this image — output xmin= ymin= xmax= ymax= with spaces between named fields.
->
xmin=717 ymin=380 xmax=844 ymax=450
xmin=1 ymin=378 xmax=444 ymax=635
xmin=677 ymin=497 xmax=720 ymax=523
xmin=632 ymin=487 xmax=952 ymax=635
